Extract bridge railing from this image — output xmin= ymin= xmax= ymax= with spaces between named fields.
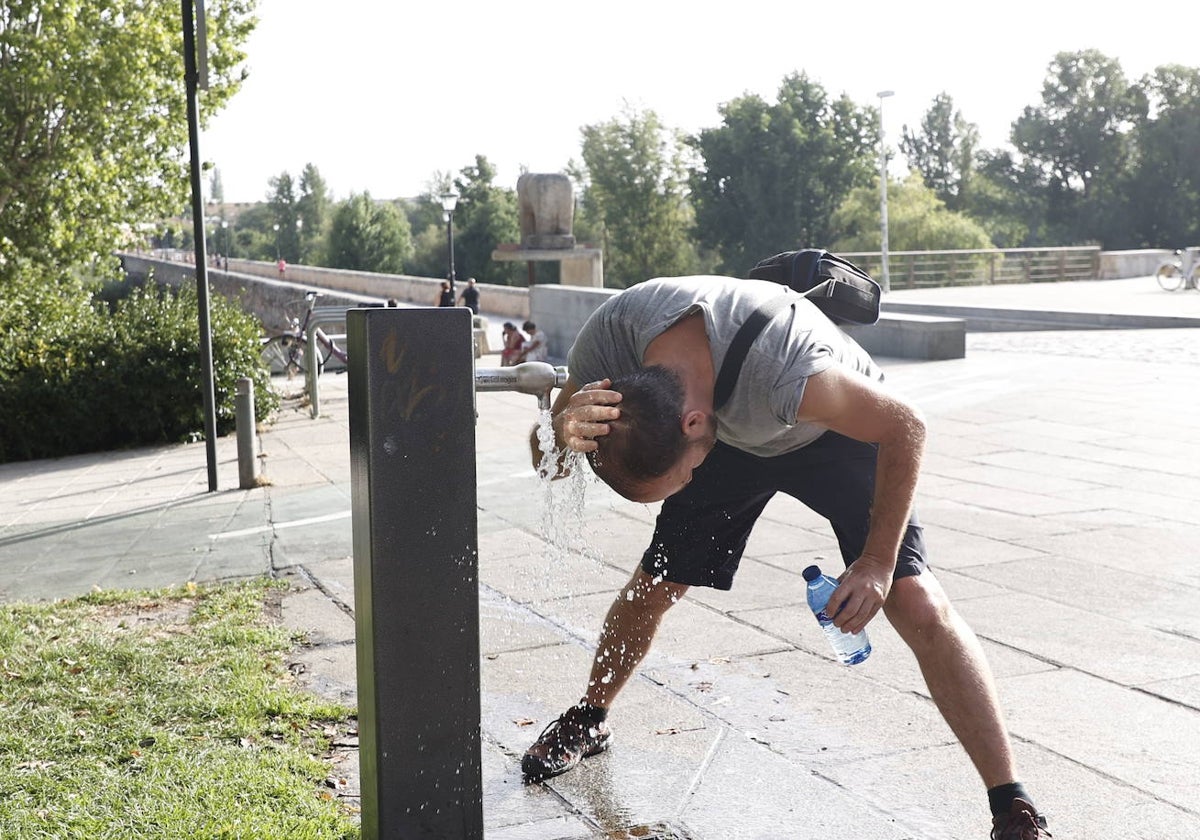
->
xmin=842 ymin=246 xmax=1101 ymax=289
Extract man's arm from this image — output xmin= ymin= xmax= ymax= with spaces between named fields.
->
xmin=528 ymin=376 xmax=623 ymax=475
xmin=794 ymin=364 xmax=927 ymax=634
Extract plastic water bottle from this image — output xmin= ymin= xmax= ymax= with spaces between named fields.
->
xmin=803 ymin=565 xmax=871 ymax=665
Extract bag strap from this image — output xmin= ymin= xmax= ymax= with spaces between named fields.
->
xmin=713 ymin=295 xmax=795 ymax=412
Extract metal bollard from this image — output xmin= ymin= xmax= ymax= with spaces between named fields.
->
xmin=235 ymin=377 xmax=258 ymax=489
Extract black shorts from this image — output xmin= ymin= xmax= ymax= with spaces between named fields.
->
xmin=641 ymin=431 xmax=928 ymax=590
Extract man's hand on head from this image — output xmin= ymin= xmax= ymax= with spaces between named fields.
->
xmin=558 ymin=379 xmax=622 ymax=453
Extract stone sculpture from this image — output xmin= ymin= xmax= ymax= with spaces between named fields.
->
xmin=517 ymin=173 xmax=575 ymax=250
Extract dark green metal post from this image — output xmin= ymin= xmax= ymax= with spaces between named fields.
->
xmin=347 ymin=307 xmax=483 ymax=839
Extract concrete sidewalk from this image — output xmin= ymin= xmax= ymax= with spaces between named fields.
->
xmin=2 ymin=277 xmax=1200 ymax=838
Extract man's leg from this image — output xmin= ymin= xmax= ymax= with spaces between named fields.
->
xmin=522 ymin=568 xmax=688 ymax=780
xmin=883 ymin=571 xmax=1016 ymax=788
xmin=885 ymin=575 xmax=1052 ymax=835
xmin=524 ymin=442 xmax=769 ymax=781
xmin=584 ymin=568 xmax=691 ymax=708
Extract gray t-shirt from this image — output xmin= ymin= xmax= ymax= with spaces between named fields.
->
xmin=568 ymin=276 xmax=881 ymax=457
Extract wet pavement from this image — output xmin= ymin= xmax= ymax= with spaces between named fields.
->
xmin=2 ymin=276 xmax=1199 ymax=838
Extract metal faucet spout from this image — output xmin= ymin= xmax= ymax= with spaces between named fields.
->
xmin=475 ymin=362 xmax=568 ymax=411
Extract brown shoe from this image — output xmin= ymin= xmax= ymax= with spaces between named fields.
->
xmin=991 ymin=797 xmax=1052 ymax=839
xmin=521 ymin=705 xmax=613 ymax=781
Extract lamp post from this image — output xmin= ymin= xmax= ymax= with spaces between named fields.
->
xmin=877 ymin=90 xmax=894 ymax=294
xmin=440 ymin=191 xmax=458 ymax=291
xmin=272 ymin=223 xmax=280 ymax=261
xmin=221 ymin=220 xmax=230 ymax=261
xmin=295 ymin=217 xmax=303 ymax=263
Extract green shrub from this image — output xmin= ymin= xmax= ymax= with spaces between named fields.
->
xmin=0 ymin=275 xmax=278 ymax=464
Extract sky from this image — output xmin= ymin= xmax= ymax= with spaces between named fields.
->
xmin=203 ymin=0 xmax=1197 ymax=205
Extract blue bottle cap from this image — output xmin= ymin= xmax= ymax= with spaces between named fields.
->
xmin=802 ymin=565 xmax=821 ymax=582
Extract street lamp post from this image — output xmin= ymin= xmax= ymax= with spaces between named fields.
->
xmin=440 ymin=192 xmax=458 ymax=291
xmin=221 ymin=220 xmax=230 ymax=262
xmin=877 ymin=90 xmax=895 ymax=294
xmin=272 ymin=223 xmax=280 ymax=261
xmin=295 ymin=218 xmax=303 ymax=263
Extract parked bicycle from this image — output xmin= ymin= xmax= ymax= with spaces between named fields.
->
xmin=260 ymin=291 xmax=348 ymax=376
xmin=1155 ymin=248 xmax=1200 ymax=292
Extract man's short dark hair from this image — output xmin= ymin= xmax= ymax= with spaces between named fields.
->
xmin=587 ymin=365 xmax=687 ymax=498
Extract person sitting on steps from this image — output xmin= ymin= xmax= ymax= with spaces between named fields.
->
xmin=500 ymin=322 xmax=525 ymax=367
xmin=517 ymin=320 xmax=548 ymax=363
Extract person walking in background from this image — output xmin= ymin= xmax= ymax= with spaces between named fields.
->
xmin=500 ymin=322 xmax=526 ymax=367
xmin=518 ymin=320 xmax=548 ymax=363
xmin=436 ymin=281 xmax=454 ymax=307
xmin=458 ymin=278 xmax=481 ymax=314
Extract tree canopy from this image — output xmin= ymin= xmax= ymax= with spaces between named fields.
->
xmin=831 ymin=172 xmax=994 ymax=253
xmin=1010 ymin=50 xmax=1145 ymax=245
xmin=326 ymin=192 xmax=412 ymax=274
xmin=447 ymin=156 xmax=521 ymax=285
xmin=1122 ymin=64 xmax=1200 ymax=247
xmin=899 ymin=92 xmax=979 ymax=213
xmin=573 ymin=106 xmax=699 ymax=288
xmin=0 ymin=0 xmax=257 ymax=275
xmin=690 ymin=73 xmax=878 ymax=277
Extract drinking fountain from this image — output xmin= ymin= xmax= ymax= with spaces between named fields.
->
xmin=345 ymin=307 xmax=569 ymax=839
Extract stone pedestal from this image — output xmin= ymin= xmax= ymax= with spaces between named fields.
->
xmin=491 ymin=246 xmax=604 ymax=287
xmin=495 ymin=172 xmax=602 ymax=286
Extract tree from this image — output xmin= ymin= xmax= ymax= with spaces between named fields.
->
xmin=0 ymin=0 xmax=256 ymax=275
xmin=831 ymin=172 xmax=994 ymax=253
xmin=448 ymin=156 xmax=521 ymax=285
xmin=900 ymin=93 xmax=980 ymax=213
xmin=327 ymin=192 xmax=412 ymax=274
xmin=209 ymin=167 xmax=226 ymax=204
xmin=225 ymin=202 xmax=280 ymax=262
xmin=690 ymin=73 xmax=878 ymax=277
xmin=266 ymin=171 xmax=299 ymax=262
xmin=1124 ymin=64 xmax=1200 ymax=247
xmin=401 ymin=172 xmax=453 ymax=280
xmin=960 ymin=149 xmax=1048 ymax=248
xmin=297 ymin=163 xmax=331 ymax=263
xmin=1011 ymin=50 xmax=1145 ymax=245
xmin=575 ymin=105 xmax=699 ymax=288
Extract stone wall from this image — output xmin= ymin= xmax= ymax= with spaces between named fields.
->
xmin=528 ymin=284 xmax=616 ymax=365
xmin=1097 ymin=249 xmax=1174 ymax=280
xmin=119 ymin=254 xmax=379 ymax=333
xmin=123 ymin=247 xmax=1179 ymax=368
xmin=222 ymin=258 xmax=531 ymax=319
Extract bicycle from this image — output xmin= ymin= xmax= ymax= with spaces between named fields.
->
xmin=260 ymin=290 xmax=349 ymax=376
xmin=1155 ymin=247 xmax=1200 ymax=292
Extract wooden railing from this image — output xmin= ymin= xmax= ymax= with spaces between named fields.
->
xmin=841 ymin=246 xmax=1101 ymax=289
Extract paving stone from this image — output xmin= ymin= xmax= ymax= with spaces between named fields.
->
xmin=4 ymin=288 xmax=1200 ymax=837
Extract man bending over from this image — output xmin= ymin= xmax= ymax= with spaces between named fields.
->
xmin=523 ymin=275 xmax=1050 ymax=840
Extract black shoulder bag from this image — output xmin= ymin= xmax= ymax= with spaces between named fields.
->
xmin=748 ymin=248 xmax=881 ymax=326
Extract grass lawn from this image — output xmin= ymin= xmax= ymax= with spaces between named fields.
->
xmin=0 ymin=579 xmax=359 ymax=839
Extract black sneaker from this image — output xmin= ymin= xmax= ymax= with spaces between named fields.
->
xmin=991 ymin=797 xmax=1052 ymax=839
xmin=521 ymin=705 xmax=613 ymax=781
